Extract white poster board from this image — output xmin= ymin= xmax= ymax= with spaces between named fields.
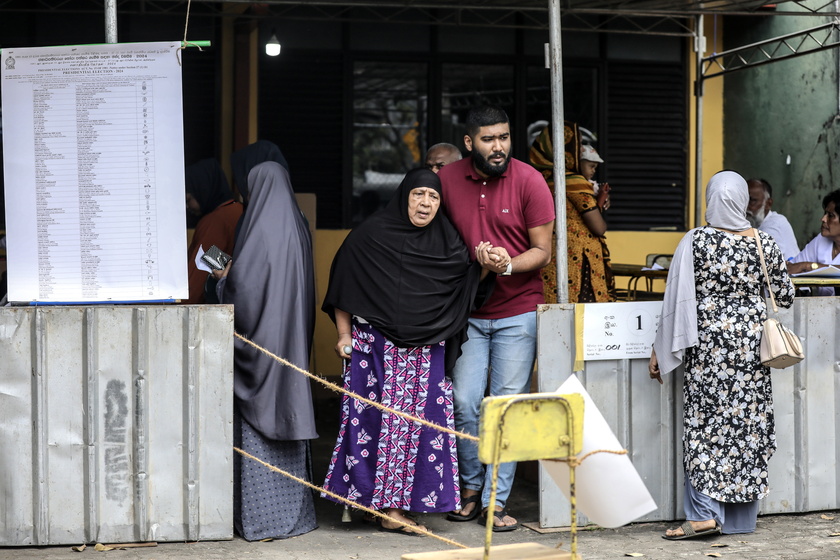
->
xmin=579 ymin=301 xmax=662 ymax=361
xmin=1 ymin=42 xmax=188 ymax=303
xmin=542 ymin=374 xmax=657 ymax=528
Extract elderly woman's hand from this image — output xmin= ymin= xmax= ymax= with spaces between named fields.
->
xmin=335 ymin=332 xmax=352 ymax=359
xmin=649 ymin=348 xmax=663 ymax=384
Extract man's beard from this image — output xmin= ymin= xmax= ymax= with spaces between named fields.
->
xmin=472 ymin=149 xmax=510 ymax=177
xmin=747 ymin=206 xmax=767 ymax=227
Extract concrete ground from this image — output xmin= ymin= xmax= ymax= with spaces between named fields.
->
xmin=5 ymin=494 xmax=840 ymax=560
xmin=4 ymin=392 xmax=840 ymax=559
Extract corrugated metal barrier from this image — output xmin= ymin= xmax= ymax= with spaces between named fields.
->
xmin=536 ymin=297 xmax=840 ymax=528
xmin=0 ymin=305 xmax=234 ymax=546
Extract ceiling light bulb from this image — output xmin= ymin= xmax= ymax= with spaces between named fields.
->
xmin=266 ymin=33 xmax=281 ymax=57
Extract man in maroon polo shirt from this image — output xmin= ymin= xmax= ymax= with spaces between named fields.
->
xmin=440 ymin=106 xmax=555 ymax=531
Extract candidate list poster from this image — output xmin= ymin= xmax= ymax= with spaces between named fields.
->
xmin=1 ymin=42 xmax=188 ymax=303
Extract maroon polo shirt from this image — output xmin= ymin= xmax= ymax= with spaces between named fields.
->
xmin=439 ymin=157 xmax=555 ymax=319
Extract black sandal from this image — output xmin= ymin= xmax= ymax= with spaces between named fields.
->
xmin=379 ymin=520 xmax=427 ymax=537
xmin=477 ymin=507 xmax=519 ymax=532
xmin=446 ymin=494 xmax=481 ymax=522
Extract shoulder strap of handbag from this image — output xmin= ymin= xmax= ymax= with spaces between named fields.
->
xmin=753 ymin=228 xmax=779 ymax=314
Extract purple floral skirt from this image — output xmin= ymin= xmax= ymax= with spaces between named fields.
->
xmin=322 ymin=320 xmax=461 ymax=513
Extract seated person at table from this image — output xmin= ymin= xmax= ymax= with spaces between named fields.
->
xmin=787 ymin=189 xmax=840 ymax=295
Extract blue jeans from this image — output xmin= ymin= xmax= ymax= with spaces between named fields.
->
xmin=451 ymin=311 xmax=537 ymax=510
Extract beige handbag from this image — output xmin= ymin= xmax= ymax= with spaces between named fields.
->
xmin=754 ymin=229 xmax=804 ymax=369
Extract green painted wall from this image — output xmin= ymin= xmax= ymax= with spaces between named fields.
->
xmin=723 ymin=9 xmax=839 ymax=247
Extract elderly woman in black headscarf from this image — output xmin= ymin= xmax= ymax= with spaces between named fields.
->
xmin=213 ymin=161 xmax=317 ymax=541
xmin=649 ymin=170 xmax=794 ymax=540
xmin=321 ymin=168 xmax=494 ymax=536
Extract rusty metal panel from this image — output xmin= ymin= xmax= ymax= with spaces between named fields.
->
xmin=0 ymin=305 xmax=234 ymax=545
xmin=536 ymin=298 xmax=840 ymax=528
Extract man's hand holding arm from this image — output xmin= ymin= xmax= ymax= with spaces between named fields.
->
xmin=483 ymin=221 xmax=554 ymax=275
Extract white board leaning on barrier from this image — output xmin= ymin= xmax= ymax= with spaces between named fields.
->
xmin=1 ymin=42 xmax=188 ymax=303
xmin=542 ymin=374 xmax=657 ymax=528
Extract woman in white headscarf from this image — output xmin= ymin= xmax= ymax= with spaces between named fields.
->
xmin=649 ymin=170 xmax=794 ymax=539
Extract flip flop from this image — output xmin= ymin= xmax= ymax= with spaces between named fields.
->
xmin=477 ymin=507 xmax=519 ymax=532
xmin=446 ymin=494 xmax=481 ymax=522
xmin=662 ymin=521 xmax=721 ymax=540
xmin=378 ymin=520 xmax=428 ymax=537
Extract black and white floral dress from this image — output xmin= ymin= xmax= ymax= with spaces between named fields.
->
xmin=683 ymin=227 xmax=795 ymax=503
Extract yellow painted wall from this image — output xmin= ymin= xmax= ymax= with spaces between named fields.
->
xmin=690 ymin=14 xmax=726 ymax=227
xmin=313 ymin=229 xmax=350 ymax=377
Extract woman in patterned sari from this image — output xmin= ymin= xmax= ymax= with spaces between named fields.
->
xmin=529 ymin=122 xmax=615 ymax=302
xmin=649 ymin=170 xmax=795 ymax=539
xmin=321 ymin=168 xmax=494 ymax=535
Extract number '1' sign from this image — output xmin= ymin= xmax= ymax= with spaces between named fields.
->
xmin=578 ymin=301 xmax=663 ymax=361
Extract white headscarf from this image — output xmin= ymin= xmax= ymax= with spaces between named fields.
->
xmin=653 ymin=228 xmax=698 ymax=375
xmin=704 ymin=170 xmax=751 ymax=231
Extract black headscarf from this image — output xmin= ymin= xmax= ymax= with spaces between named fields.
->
xmin=322 ymin=168 xmax=492 ymax=371
xmin=185 ymin=158 xmax=233 ymax=227
xmin=230 ymin=140 xmax=290 ymax=201
xmin=223 ymin=161 xmax=317 ymax=441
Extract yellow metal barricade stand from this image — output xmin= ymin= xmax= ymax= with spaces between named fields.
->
xmin=403 ymin=392 xmax=584 ymax=560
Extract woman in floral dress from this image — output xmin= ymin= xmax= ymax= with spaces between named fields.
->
xmin=649 ymin=170 xmax=794 ymax=539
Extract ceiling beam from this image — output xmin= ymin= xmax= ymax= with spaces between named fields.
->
xmin=700 ymin=18 xmax=840 ymax=80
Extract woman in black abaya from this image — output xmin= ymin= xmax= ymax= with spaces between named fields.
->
xmin=215 ymin=161 xmax=318 ymax=541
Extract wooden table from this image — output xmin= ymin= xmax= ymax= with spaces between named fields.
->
xmin=791 ymin=276 xmax=840 ymax=293
xmin=611 ymin=266 xmax=840 ymax=299
xmin=611 ymin=263 xmax=669 ymax=300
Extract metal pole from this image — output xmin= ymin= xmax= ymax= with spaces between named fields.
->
xmin=105 ymin=0 xmax=118 ymax=44
xmin=837 ymin=0 xmax=840 ymax=115
xmin=694 ymin=15 xmax=704 ymax=228
xmin=548 ymin=0 xmax=569 ymax=304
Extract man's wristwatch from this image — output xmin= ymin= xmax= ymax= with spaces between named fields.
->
xmin=811 ymin=262 xmax=820 ymax=270
xmin=501 ymin=262 xmax=513 ymax=276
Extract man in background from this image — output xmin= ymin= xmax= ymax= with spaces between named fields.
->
xmin=747 ymin=178 xmax=800 ymax=260
xmin=425 ymin=142 xmax=462 ymax=174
